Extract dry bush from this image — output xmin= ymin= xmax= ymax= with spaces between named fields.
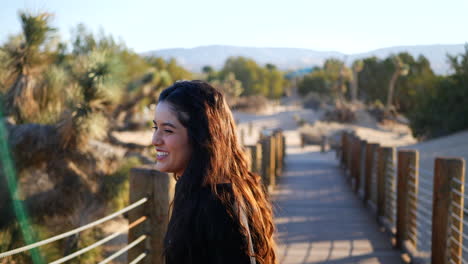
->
xmin=302 ymin=92 xmax=331 ymax=110
xmin=230 ymin=95 xmax=268 ymax=113
xmin=322 ymin=101 xmax=357 ymax=123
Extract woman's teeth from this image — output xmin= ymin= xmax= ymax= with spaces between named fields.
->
xmin=157 ymin=151 xmax=169 ymax=156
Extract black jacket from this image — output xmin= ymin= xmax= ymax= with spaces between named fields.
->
xmin=165 ymin=183 xmax=252 ymax=264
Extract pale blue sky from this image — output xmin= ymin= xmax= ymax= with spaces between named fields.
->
xmin=1 ymin=0 xmax=467 ymax=54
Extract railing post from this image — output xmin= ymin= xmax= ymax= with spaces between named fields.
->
xmin=129 ymin=167 xmax=175 ymax=264
xmin=377 ymin=147 xmax=400 ymax=220
xmin=364 ymin=143 xmax=378 ymax=203
xmin=358 ymin=140 xmax=368 ymax=199
xmin=246 ymin=144 xmax=261 ymax=175
xmin=240 ymin=128 xmax=245 ymax=146
xmin=261 ymin=137 xmax=274 ymax=190
xmin=281 ymin=134 xmax=286 ymax=166
xmin=351 ymin=135 xmax=361 ymax=192
xmin=432 ymin=158 xmax=465 ymax=264
xmin=274 ymin=131 xmax=283 ymax=177
xmin=244 ymin=146 xmax=252 ymax=171
xmin=269 ymin=135 xmax=277 ymax=188
xmin=380 ymin=147 xmax=397 ymax=234
xmin=320 ymin=135 xmax=329 ymax=153
xmin=340 ymin=132 xmax=348 ymax=168
xmin=346 ymin=133 xmax=354 ymax=177
xmin=396 ymin=150 xmax=417 ymax=249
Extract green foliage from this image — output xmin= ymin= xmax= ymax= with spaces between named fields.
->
xmin=0 ymin=10 xmax=195 ymax=264
xmin=297 ymin=58 xmax=350 ymax=98
xmin=357 ymin=53 xmax=435 ymax=112
xmin=32 ymin=65 xmax=70 ymax=124
xmin=297 ymin=71 xmax=329 ymax=95
xmin=103 ymin=157 xmax=142 ymax=211
xmin=219 ymin=57 xmax=286 ymax=98
xmin=408 ymin=45 xmax=468 ymax=138
xmin=146 ymin=57 xmax=192 ymax=81
xmin=5 ymin=12 xmax=57 ymax=75
xmin=357 ymin=56 xmax=393 ymax=102
xmin=210 ymin=72 xmax=243 ymax=98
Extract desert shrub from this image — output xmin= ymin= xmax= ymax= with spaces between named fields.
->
xmin=322 ymin=102 xmax=357 ymax=123
xmin=230 ymin=95 xmax=268 ymax=113
xmin=302 ymin=92 xmax=331 ymax=110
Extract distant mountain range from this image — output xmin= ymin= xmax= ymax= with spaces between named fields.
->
xmin=142 ymin=44 xmax=467 ymax=75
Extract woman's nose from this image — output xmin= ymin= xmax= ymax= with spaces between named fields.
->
xmin=152 ymin=131 xmax=162 ymax=146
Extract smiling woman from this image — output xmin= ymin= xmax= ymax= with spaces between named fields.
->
xmin=151 ymin=80 xmax=276 ymax=264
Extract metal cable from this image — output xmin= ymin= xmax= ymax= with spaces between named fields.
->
xmin=416 ymin=213 xmax=433 ymax=227
xmin=49 ymin=216 xmax=147 ymax=264
xmin=417 ymin=205 xmax=433 ymax=217
xmin=419 ymin=168 xmax=433 ymax=176
xmin=450 ymin=226 xmax=468 ymax=242
xmin=451 ymin=189 xmax=468 ymax=199
xmin=450 ymin=237 xmax=468 ymax=256
xmin=451 ymin=212 xmax=464 ymax=223
xmin=129 ymin=252 xmax=147 ymax=264
xmin=453 ymin=177 xmax=463 ymax=186
xmin=0 ymin=198 xmax=148 ymax=259
xmin=408 ymin=191 xmax=418 ymax=201
xmin=419 ymin=177 xmax=433 ymax=188
xmin=418 ymin=187 xmax=433 ymax=198
xmin=452 ymin=201 xmax=468 ymax=215
xmin=417 ymin=196 xmax=433 ymax=208
xmin=97 ymin=235 xmax=147 ymax=264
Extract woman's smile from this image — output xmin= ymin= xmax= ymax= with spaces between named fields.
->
xmin=156 ymin=150 xmax=170 ymax=161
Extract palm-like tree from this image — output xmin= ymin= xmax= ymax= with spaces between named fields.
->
xmin=3 ymin=12 xmax=56 ymax=123
xmin=350 ymin=60 xmax=364 ymax=102
xmin=386 ymin=56 xmax=409 ymax=113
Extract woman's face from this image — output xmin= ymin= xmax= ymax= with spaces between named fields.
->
xmin=152 ymin=101 xmax=191 ymax=177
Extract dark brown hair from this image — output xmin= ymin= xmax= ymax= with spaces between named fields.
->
xmin=159 ymin=80 xmax=276 ymax=263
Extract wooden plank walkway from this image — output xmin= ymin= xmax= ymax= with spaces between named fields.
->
xmin=272 ymin=134 xmax=404 ymax=264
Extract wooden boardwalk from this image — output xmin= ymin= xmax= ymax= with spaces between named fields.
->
xmin=272 ymin=135 xmax=404 ymax=264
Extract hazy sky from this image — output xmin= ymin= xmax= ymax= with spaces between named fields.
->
xmin=1 ymin=0 xmax=467 ymax=54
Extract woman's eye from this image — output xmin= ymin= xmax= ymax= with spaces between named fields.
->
xmin=165 ymin=130 xmax=173 ymax=133
xmin=152 ymin=126 xmax=158 ymax=130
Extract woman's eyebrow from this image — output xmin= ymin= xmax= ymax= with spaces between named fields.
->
xmin=153 ymin=120 xmax=177 ymax=128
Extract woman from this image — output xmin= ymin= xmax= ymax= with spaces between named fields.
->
xmin=151 ymin=80 xmax=276 ymax=264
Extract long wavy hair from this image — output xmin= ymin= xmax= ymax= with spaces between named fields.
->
xmin=160 ymin=80 xmax=276 ymax=264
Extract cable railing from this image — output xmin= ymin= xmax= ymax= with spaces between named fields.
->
xmin=0 ymin=197 xmax=147 ymax=261
xmin=339 ymin=131 xmax=467 ymax=264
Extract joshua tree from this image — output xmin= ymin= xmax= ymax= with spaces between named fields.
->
xmin=386 ymin=56 xmax=409 ymax=113
xmin=350 ymin=60 xmax=364 ymax=102
xmin=3 ymin=12 xmax=56 ymax=123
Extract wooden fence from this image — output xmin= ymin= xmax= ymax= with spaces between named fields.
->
xmin=338 ymin=131 xmax=467 ymax=264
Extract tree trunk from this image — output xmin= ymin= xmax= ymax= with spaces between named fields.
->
xmin=351 ymin=71 xmax=358 ymax=102
xmin=386 ymin=71 xmax=400 ymax=112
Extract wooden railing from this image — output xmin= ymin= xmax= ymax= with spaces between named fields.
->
xmin=338 ymin=131 xmax=467 ymax=264
xmin=0 ymin=130 xmax=285 ymax=264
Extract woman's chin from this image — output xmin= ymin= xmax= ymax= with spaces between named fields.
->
xmin=154 ymin=164 xmax=168 ymax=173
